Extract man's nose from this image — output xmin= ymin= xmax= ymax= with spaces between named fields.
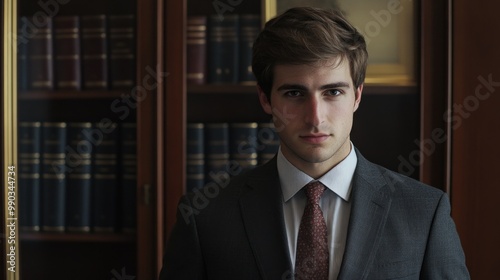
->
xmin=304 ymin=95 xmax=323 ymax=127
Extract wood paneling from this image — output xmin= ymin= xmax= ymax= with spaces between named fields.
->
xmin=451 ymin=0 xmax=500 ymax=277
xmin=420 ymin=0 xmax=450 ymax=191
xmin=164 ymin=0 xmax=186 ymax=258
xmin=136 ymin=0 xmax=158 ymax=278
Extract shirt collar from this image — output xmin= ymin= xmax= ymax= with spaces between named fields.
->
xmin=277 ymin=143 xmax=358 ymax=202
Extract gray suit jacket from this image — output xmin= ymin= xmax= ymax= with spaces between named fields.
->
xmin=159 ymin=150 xmax=470 ymax=279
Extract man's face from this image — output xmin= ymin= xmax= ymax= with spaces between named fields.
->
xmin=258 ymin=58 xmax=363 ymax=178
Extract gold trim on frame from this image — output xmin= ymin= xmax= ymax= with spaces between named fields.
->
xmin=262 ymin=0 xmax=416 ymax=86
xmin=3 ymin=0 xmax=20 ymax=279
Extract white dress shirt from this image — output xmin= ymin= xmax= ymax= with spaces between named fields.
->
xmin=277 ymin=144 xmax=357 ymax=280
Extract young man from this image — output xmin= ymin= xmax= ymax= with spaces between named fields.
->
xmin=160 ymin=7 xmax=469 ymax=280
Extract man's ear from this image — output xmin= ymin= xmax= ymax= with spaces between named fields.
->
xmin=353 ymin=83 xmax=363 ymax=112
xmin=257 ymin=85 xmax=272 ymax=114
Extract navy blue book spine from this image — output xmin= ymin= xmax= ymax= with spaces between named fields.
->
xmin=42 ymin=122 xmax=67 ymax=232
xmin=239 ymin=14 xmax=260 ymax=83
xmin=258 ymin=122 xmax=280 ymax=165
xmin=186 ymin=123 xmax=205 ymax=193
xmin=208 ymin=14 xmax=239 ymax=83
xmin=18 ymin=122 xmax=42 ymax=231
xmin=230 ymin=123 xmax=258 ymax=173
xmin=204 ymin=123 xmax=230 ymax=184
xmin=120 ymin=122 xmax=137 ymax=232
xmin=66 ymin=122 xmax=93 ymax=232
xmin=93 ymin=122 xmax=119 ymax=232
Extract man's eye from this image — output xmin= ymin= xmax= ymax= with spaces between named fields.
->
xmin=326 ymin=89 xmax=342 ymax=96
xmin=285 ymin=91 xmax=302 ymax=97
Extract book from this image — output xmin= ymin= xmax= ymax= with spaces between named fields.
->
xmin=108 ymin=14 xmax=136 ymax=89
xmin=258 ymin=122 xmax=280 ymax=165
xmin=41 ymin=122 xmax=67 ymax=232
xmin=66 ymin=122 xmax=93 ymax=232
xmin=186 ymin=123 xmax=205 ymax=192
xmin=21 ymin=16 xmax=54 ymax=90
xmin=81 ymin=15 xmax=108 ymax=89
xmin=53 ymin=15 xmax=81 ymax=90
xmin=18 ymin=122 xmax=42 ymax=231
xmin=239 ymin=14 xmax=260 ymax=84
xmin=187 ymin=16 xmax=207 ymax=85
xmin=18 ymin=18 xmax=29 ymax=91
xmin=208 ymin=14 xmax=239 ymax=83
xmin=120 ymin=122 xmax=137 ymax=232
xmin=93 ymin=121 xmax=119 ymax=232
xmin=204 ymin=123 xmax=230 ymax=184
xmin=230 ymin=122 xmax=258 ymax=173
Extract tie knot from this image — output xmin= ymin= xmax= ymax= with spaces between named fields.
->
xmin=304 ymin=181 xmax=326 ymax=204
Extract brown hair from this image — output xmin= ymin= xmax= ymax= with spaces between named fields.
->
xmin=252 ymin=7 xmax=368 ymax=99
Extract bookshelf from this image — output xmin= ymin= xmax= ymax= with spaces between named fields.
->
xmin=11 ymin=0 xmax=160 ymax=279
xmin=2 ymin=0 xmax=424 ymax=279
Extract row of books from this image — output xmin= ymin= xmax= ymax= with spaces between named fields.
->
xmin=187 ymin=14 xmax=260 ymax=85
xmin=18 ymin=121 xmax=137 ymax=233
xmin=18 ymin=14 xmax=135 ymax=91
xmin=186 ymin=122 xmax=280 ymax=193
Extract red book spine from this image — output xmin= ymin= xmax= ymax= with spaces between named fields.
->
xmin=108 ymin=15 xmax=135 ymax=89
xmin=187 ymin=16 xmax=207 ymax=85
xmin=81 ymin=15 xmax=108 ymax=89
xmin=53 ymin=15 xmax=81 ymax=90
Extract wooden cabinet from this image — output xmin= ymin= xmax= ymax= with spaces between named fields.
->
xmin=5 ymin=0 xmax=497 ymax=279
xmin=1 ymin=0 xmax=162 ymax=279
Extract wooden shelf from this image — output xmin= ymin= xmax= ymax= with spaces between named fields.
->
xmin=188 ymin=84 xmax=257 ymax=94
xmin=18 ymin=90 xmax=130 ymax=100
xmin=20 ymin=231 xmax=136 ymax=243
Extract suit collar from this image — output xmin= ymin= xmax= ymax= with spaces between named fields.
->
xmin=277 ymin=145 xmax=357 ymax=202
xmin=338 ymin=148 xmax=393 ymax=280
xmin=239 ymin=157 xmax=294 ymax=279
xmin=237 ymin=150 xmax=394 ymax=280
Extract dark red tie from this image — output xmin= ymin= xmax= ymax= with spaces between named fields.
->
xmin=295 ymin=181 xmax=329 ymax=280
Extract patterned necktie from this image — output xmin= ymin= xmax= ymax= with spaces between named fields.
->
xmin=295 ymin=181 xmax=329 ymax=280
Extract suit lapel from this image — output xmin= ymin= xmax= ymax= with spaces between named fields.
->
xmin=239 ymin=158 xmax=293 ymax=280
xmin=338 ymin=150 xmax=393 ymax=280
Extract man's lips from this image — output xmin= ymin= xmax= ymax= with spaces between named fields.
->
xmin=300 ymin=134 xmax=330 ymax=144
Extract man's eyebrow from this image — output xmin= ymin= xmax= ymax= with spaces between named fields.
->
xmin=319 ymin=82 xmax=351 ymax=90
xmin=276 ymin=84 xmax=308 ymax=91
xmin=276 ymin=82 xmax=351 ymax=91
